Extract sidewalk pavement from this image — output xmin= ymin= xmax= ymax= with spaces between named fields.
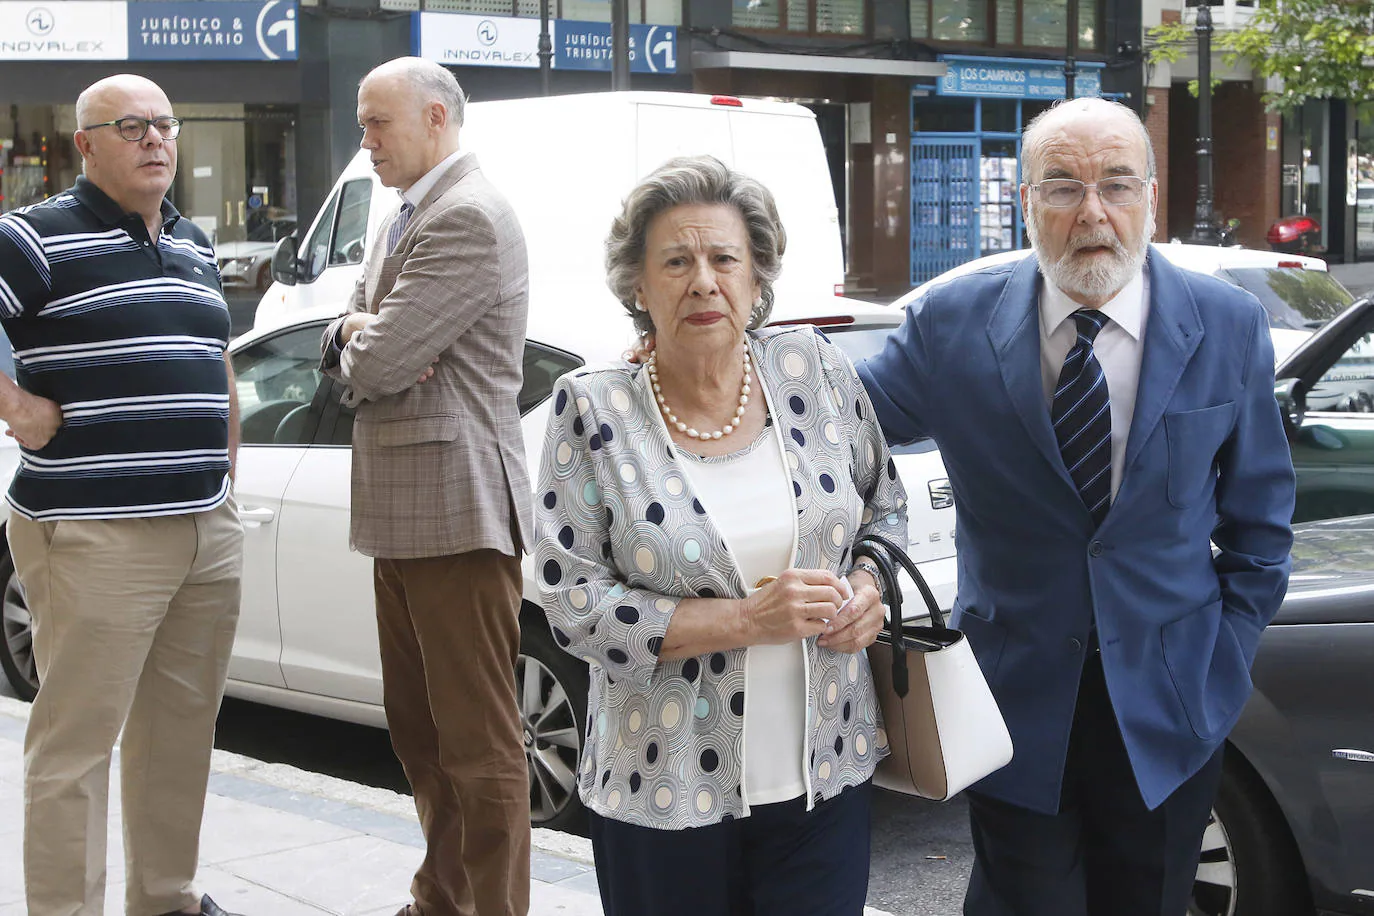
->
xmin=0 ymin=696 xmax=896 ymax=916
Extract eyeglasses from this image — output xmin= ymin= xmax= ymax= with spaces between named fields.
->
xmin=81 ymin=116 xmax=182 ymax=142
xmin=1030 ymin=176 xmax=1149 ymax=208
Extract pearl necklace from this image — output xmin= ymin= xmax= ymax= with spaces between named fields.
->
xmin=647 ymin=347 xmax=752 ymax=441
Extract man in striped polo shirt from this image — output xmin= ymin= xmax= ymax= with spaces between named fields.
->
xmin=0 ymin=75 xmax=244 ymax=916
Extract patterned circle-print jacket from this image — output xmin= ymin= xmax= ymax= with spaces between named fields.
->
xmin=535 ymin=325 xmax=909 ymax=830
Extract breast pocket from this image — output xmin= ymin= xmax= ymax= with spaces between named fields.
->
xmin=1164 ymin=402 xmax=1235 ymax=509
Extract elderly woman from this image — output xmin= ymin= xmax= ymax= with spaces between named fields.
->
xmin=535 ymin=155 xmax=907 ymax=915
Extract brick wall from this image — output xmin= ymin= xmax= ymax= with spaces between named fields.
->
xmin=1167 ymin=81 xmax=1280 ymax=248
xmin=1144 ymin=88 xmax=1169 ymax=241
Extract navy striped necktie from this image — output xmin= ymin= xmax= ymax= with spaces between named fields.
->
xmin=1053 ymin=309 xmax=1113 ymax=527
xmin=385 ymin=202 xmax=414 ymax=255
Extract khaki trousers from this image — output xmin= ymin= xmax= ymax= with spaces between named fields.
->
xmin=9 ymin=500 xmax=242 ymax=916
xmin=374 ymin=550 xmax=530 ymax=916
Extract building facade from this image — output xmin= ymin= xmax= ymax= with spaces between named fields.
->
xmin=1145 ymin=0 xmax=1374 ymax=263
xmin=1 ymin=0 xmax=1145 ymax=296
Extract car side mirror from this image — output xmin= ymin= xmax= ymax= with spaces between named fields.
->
xmin=1275 ymin=377 xmax=1305 ymax=441
xmin=271 ymin=236 xmax=298 ymax=287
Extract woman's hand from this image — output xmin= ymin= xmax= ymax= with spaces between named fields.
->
xmin=818 ymin=572 xmax=886 ymax=654
xmin=741 ymin=568 xmax=844 ymax=645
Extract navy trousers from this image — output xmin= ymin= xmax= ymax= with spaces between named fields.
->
xmin=964 ymin=652 xmax=1225 ymax=916
xmin=589 ymin=780 xmax=873 ymax=916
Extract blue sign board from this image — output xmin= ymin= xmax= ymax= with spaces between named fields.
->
xmin=555 ymin=21 xmax=676 ymax=73
xmin=937 ymin=55 xmax=1102 ymax=99
xmin=129 ymin=0 xmax=298 ymax=60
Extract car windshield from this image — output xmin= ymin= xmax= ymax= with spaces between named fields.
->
xmin=1216 ymin=268 xmax=1353 ymax=331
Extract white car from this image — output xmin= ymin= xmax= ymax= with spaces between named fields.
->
xmin=0 ymin=293 xmax=952 ymax=831
xmin=895 ymin=243 xmax=1353 ymax=365
xmin=215 ymin=215 xmax=296 ymax=290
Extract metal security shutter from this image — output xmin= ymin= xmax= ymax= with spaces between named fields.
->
xmin=910 ymin=138 xmax=979 ymax=286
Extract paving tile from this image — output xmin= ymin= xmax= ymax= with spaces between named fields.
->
xmin=217 ymin=835 xmax=419 ymax=915
xmin=210 ymin=776 xmax=425 ymax=849
xmin=0 ymin=837 xmax=22 ymax=906
xmin=529 ymin=879 xmax=606 ymax=916
xmin=552 ymin=869 xmax=603 ymax=898
xmin=193 ymin=866 xmax=339 ymax=915
xmin=530 ymin=850 xmax=594 ymax=885
xmin=198 ymin=794 xmax=358 ymax=865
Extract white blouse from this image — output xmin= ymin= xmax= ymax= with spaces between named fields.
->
xmin=676 ymin=421 xmax=807 ymax=806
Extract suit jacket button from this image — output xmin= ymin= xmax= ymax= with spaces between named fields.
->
xmin=1089 ymin=540 xmax=1105 ymax=557
xmin=1069 ymin=637 xmax=1084 ymax=653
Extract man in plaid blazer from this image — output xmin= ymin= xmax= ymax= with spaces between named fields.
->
xmin=320 ymin=57 xmax=533 ymax=916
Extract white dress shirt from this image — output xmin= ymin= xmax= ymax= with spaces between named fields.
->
xmin=1038 ymin=269 xmax=1150 ymax=501
xmin=402 ymin=149 xmax=465 ymax=208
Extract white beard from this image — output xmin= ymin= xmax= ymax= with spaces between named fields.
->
xmin=1026 ymin=200 xmax=1155 ymax=301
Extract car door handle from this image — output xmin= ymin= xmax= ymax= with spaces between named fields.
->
xmin=239 ymin=506 xmax=276 ymax=525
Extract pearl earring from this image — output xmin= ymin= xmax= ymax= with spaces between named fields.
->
xmin=634 ymin=299 xmax=647 ymax=312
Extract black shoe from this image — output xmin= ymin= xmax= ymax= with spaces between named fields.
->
xmin=157 ymin=894 xmax=243 ymax=916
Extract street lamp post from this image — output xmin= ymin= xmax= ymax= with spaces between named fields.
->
xmin=538 ymin=0 xmax=552 ymax=96
xmin=1065 ymin=0 xmax=1078 ymax=99
xmin=612 ymin=0 xmax=630 ymax=90
xmin=1187 ymin=1 xmax=1221 ymax=245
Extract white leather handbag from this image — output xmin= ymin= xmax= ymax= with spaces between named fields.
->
xmin=855 ymin=533 xmax=1014 ymax=801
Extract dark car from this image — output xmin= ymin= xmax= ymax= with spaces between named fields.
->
xmin=1190 ymin=297 xmax=1374 ymax=916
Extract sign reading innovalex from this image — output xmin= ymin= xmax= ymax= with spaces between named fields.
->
xmin=937 ymin=55 xmax=1102 ymax=99
xmin=0 ymin=1 xmax=129 ymax=60
xmin=0 ymin=0 xmax=295 ymax=60
xmin=414 ymin=11 xmax=676 ymax=74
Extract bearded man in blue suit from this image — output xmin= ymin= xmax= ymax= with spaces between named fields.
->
xmin=858 ymin=98 xmax=1295 ymax=915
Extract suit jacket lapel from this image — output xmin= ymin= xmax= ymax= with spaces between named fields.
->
xmin=363 ymin=206 xmax=395 ymax=312
xmin=366 ymin=152 xmax=483 ymax=312
xmin=1121 ymin=250 xmax=1204 ymax=475
xmin=988 ymin=255 xmax=1075 ymax=491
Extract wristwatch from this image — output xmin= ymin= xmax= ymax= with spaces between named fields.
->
xmin=846 ymin=557 xmax=885 ymax=601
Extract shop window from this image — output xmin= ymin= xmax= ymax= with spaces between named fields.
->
xmin=735 ymin=0 xmax=863 ymax=35
xmin=912 ymin=96 xmax=975 ymax=133
xmin=476 ymin=0 xmax=680 ymax=23
xmin=1019 ymin=0 xmax=1096 ymax=49
xmin=982 ymin=99 xmax=1017 ymax=133
xmin=912 ymin=0 xmax=1098 ymax=49
xmin=913 ymin=0 xmax=989 ymax=40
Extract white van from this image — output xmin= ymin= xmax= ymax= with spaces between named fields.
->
xmin=256 ymin=91 xmax=846 ymax=343
xmin=255 ymin=90 xmax=959 ymax=613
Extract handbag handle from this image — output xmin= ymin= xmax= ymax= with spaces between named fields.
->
xmin=854 ymin=532 xmax=950 ymax=701
xmin=854 ymin=532 xmax=948 ymax=630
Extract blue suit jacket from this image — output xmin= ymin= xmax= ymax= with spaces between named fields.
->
xmin=857 ymin=250 xmax=1295 ymax=813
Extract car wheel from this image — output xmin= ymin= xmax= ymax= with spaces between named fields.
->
xmin=0 ymin=533 xmax=38 ymax=702
xmin=518 ymin=616 xmax=588 ymax=832
xmin=1189 ymin=756 xmax=1311 ymax=916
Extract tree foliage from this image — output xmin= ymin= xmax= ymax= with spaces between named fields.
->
xmin=1146 ymin=0 xmax=1374 ymax=112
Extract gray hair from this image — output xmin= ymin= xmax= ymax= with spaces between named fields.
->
xmin=605 ymin=155 xmax=786 ymax=336
xmin=364 ymin=57 xmax=467 ymax=129
xmin=1021 ymin=97 xmax=1155 ymax=182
